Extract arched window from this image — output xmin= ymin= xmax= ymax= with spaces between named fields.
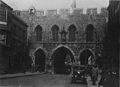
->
xmin=68 ymin=25 xmax=76 ymax=42
xmin=35 ymin=25 xmax=42 ymax=41
xmin=51 ymin=25 xmax=59 ymax=41
xmin=86 ymin=24 xmax=94 ymax=42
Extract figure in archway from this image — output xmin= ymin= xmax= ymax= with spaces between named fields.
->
xmin=51 ymin=46 xmax=74 ymax=74
xmin=88 ymin=55 xmax=94 ymax=65
xmin=79 ymin=49 xmax=94 ymax=65
xmin=65 ymin=54 xmax=71 ymax=65
xmin=79 ymin=49 xmax=96 ymax=81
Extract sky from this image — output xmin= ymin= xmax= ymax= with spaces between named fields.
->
xmin=3 ymin=0 xmax=109 ymax=10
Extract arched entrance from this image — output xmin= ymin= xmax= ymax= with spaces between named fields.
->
xmin=79 ymin=49 xmax=94 ymax=65
xmin=51 ymin=46 xmax=74 ymax=74
xmin=34 ymin=48 xmax=46 ymax=72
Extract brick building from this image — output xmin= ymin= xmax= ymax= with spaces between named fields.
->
xmin=0 ymin=1 xmax=28 ymax=74
xmin=14 ymin=6 xmax=108 ymax=74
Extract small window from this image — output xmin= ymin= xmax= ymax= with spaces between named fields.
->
xmin=86 ymin=24 xmax=94 ymax=42
xmin=35 ymin=25 xmax=42 ymax=41
xmin=51 ymin=25 xmax=59 ymax=41
xmin=68 ymin=25 xmax=76 ymax=42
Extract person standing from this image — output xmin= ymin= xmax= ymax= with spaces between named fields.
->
xmin=91 ymin=65 xmax=99 ymax=85
xmin=88 ymin=56 xmax=92 ymax=65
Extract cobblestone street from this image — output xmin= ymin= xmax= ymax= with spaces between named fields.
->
xmin=0 ymin=74 xmax=87 ymax=87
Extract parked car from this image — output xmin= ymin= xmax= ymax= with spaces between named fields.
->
xmin=71 ymin=65 xmax=87 ymax=83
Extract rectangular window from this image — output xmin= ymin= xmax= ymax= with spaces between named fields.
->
xmin=0 ymin=8 xmax=7 ymax=22
xmin=0 ymin=33 xmax=6 ymax=45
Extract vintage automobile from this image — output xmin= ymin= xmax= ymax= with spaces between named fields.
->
xmin=71 ymin=65 xmax=87 ymax=83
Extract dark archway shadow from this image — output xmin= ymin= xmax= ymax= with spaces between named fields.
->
xmin=79 ymin=49 xmax=94 ymax=65
xmin=35 ymin=49 xmax=46 ymax=72
xmin=52 ymin=47 xmax=74 ymax=74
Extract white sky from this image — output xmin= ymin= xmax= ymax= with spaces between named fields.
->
xmin=3 ymin=0 xmax=109 ymax=10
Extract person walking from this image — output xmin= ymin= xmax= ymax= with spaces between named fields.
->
xmin=91 ymin=65 xmax=99 ymax=85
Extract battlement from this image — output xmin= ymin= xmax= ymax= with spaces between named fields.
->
xmin=13 ymin=7 xmax=108 ymax=17
xmin=86 ymin=8 xmax=97 ymax=15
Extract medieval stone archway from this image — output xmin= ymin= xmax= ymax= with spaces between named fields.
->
xmin=51 ymin=46 xmax=75 ymax=74
xmin=34 ymin=48 xmax=46 ymax=72
xmin=79 ymin=49 xmax=95 ymax=65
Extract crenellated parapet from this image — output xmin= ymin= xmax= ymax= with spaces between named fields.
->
xmin=86 ymin=8 xmax=98 ymax=15
xmin=12 ymin=6 xmax=107 ymax=46
xmin=13 ymin=7 xmax=108 ymax=17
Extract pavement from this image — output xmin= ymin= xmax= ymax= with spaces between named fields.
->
xmin=0 ymin=72 xmax=105 ymax=87
xmin=0 ymin=72 xmax=45 ymax=79
xmin=86 ymin=75 xmax=103 ymax=87
xmin=0 ymin=74 xmax=86 ymax=87
xmin=0 ymin=72 xmax=103 ymax=87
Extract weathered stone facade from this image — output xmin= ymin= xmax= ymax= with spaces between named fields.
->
xmin=14 ymin=7 xmax=108 ymax=73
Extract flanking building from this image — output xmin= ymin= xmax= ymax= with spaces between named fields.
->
xmin=105 ymin=0 xmax=119 ymax=70
xmin=0 ymin=0 xmax=28 ymax=74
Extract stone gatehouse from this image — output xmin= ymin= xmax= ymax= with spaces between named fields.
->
xmin=14 ymin=7 xmax=107 ymax=74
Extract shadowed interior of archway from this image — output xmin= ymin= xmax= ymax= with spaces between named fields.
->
xmin=79 ymin=49 xmax=94 ymax=65
xmin=52 ymin=47 xmax=74 ymax=74
xmin=35 ymin=49 xmax=46 ymax=72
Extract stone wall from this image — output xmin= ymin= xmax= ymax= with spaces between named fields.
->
xmin=13 ymin=7 xmax=108 ymax=70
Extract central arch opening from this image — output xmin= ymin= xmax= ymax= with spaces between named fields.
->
xmin=52 ymin=46 xmax=74 ymax=74
xmin=34 ymin=48 xmax=46 ymax=72
xmin=79 ymin=49 xmax=94 ymax=65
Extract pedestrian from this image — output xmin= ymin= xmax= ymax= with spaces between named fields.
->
xmin=91 ymin=64 xmax=99 ymax=85
xmin=88 ymin=56 xmax=92 ymax=65
xmin=99 ymin=65 xmax=107 ymax=86
xmin=86 ymin=64 xmax=92 ymax=78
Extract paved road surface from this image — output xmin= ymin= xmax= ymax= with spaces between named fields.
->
xmin=0 ymin=74 xmax=87 ymax=87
